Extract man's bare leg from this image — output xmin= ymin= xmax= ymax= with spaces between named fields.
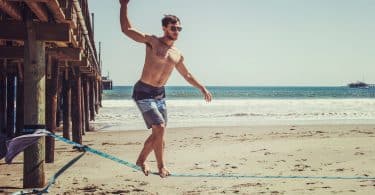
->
xmin=152 ymin=124 xmax=170 ymax=178
xmin=136 ymin=134 xmax=154 ymax=176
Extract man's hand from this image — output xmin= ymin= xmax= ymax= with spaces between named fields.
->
xmin=201 ymin=88 xmax=212 ymax=102
xmin=119 ymin=0 xmax=129 ymax=5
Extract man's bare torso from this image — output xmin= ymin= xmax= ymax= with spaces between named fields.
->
xmin=140 ymin=35 xmax=183 ymax=87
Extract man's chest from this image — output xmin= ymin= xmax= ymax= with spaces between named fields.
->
xmin=148 ymin=46 xmax=181 ymax=65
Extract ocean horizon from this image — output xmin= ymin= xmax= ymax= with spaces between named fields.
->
xmin=102 ymin=85 xmax=375 ymax=100
xmin=92 ymin=86 xmax=375 ymax=131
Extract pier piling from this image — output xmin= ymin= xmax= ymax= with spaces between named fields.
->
xmin=71 ymin=66 xmax=82 ymax=144
xmin=45 ymin=56 xmax=59 ymax=163
xmin=23 ymin=14 xmax=46 ymax=188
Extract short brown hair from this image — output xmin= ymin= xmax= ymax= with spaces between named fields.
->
xmin=162 ymin=14 xmax=181 ymax=27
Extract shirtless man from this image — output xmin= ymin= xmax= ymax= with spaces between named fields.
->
xmin=119 ymin=0 xmax=212 ymax=178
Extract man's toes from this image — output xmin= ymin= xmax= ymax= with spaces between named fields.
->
xmin=144 ymin=169 xmax=150 ymax=176
xmin=159 ymin=170 xmax=170 ymax=178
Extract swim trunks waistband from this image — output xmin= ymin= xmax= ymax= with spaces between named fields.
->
xmin=132 ymin=80 xmax=166 ymax=101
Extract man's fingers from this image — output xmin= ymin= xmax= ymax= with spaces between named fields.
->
xmin=205 ymin=92 xmax=212 ymax=102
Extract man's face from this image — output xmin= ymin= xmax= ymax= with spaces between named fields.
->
xmin=163 ymin=22 xmax=182 ymax=41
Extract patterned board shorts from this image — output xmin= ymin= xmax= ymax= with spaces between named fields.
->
xmin=132 ymin=80 xmax=167 ymax=129
xmin=135 ymin=98 xmax=167 ymax=129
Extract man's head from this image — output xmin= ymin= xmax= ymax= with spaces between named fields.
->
xmin=162 ymin=14 xmax=182 ymax=41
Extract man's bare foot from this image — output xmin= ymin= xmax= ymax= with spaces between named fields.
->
xmin=136 ymin=161 xmax=150 ymax=176
xmin=158 ymin=167 xmax=170 ymax=178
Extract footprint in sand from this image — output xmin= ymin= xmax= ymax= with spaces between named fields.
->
xmin=210 ymin=160 xmax=220 ymax=168
xmin=292 ymin=164 xmax=311 ymax=172
xmin=250 ymin=148 xmax=267 ymax=153
xmin=335 ymin=168 xmax=345 ymax=172
xmin=190 ymin=163 xmax=204 ymax=170
xmin=264 ymin=152 xmax=273 ymax=155
xmin=354 ymin=152 xmax=365 ymax=155
xmin=79 ymin=184 xmax=99 ymax=193
xmin=110 ymin=190 xmax=130 ymax=193
xmin=232 ymin=183 xmax=263 ymax=188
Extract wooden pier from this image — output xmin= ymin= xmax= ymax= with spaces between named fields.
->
xmin=102 ymin=75 xmax=113 ymax=90
xmin=0 ymin=0 xmax=102 ymax=188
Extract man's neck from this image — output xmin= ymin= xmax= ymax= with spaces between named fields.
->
xmin=160 ymin=36 xmax=174 ymax=47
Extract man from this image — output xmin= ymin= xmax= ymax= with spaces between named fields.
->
xmin=119 ymin=0 xmax=212 ymax=178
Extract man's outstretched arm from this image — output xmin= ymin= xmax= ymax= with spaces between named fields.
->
xmin=119 ymin=0 xmax=149 ymax=43
xmin=175 ymin=59 xmax=212 ymax=102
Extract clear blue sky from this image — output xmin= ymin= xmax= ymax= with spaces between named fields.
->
xmin=89 ymin=0 xmax=375 ymax=86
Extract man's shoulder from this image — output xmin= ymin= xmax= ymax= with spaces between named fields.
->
xmin=171 ymin=46 xmax=183 ymax=56
xmin=171 ymin=47 xmax=184 ymax=63
xmin=143 ymin=34 xmax=159 ymax=45
xmin=145 ymin=34 xmax=158 ymax=41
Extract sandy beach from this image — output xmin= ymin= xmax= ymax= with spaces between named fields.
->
xmin=1 ymin=124 xmax=375 ymax=194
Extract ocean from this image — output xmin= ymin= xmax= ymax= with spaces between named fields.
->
xmin=94 ymin=86 xmax=375 ymax=131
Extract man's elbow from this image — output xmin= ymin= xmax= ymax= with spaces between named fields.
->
xmin=184 ymin=73 xmax=193 ymax=81
xmin=121 ymin=27 xmax=130 ymax=35
xmin=121 ymin=25 xmax=133 ymax=34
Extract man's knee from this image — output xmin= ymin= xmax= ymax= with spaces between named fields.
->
xmin=152 ymin=124 xmax=165 ymax=136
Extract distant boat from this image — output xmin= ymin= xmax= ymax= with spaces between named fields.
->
xmin=348 ymin=81 xmax=369 ymax=89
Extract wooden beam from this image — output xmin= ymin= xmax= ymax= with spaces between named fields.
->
xmin=45 ymin=56 xmax=59 ymax=163
xmin=0 ymin=0 xmax=22 ymax=20
xmin=45 ymin=0 xmax=66 ymax=23
xmin=71 ymin=66 xmax=82 ymax=144
xmin=48 ymin=47 xmax=82 ymax=61
xmin=6 ymin=74 xmax=15 ymax=138
xmin=0 ymin=21 xmax=71 ymax=42
xmin=56 ymin=73 xmax=62 ymax=128
xmin=80 ymin=78 xmax=85 ymax=135
xmin=25 ymin=0 xmax=49 ymax=22
xmin=8 ymin=0 xmax=66 ymax=23
xmin=62 ymin=66 xmax=71 ymax=140
xmin=62 ymin=0 xmax=77 ymax=29
xmin=23 ymin=14 xmax=46 ymax=188
xmin=89 ymin=79 xmax=95 ymax=121
xmin=0 ymin=46 xmax=82 ymax=61
xmin=79 ymin=66 xmax=91 ymax=73
xmin=0 ymin=46 xmax=23 ymax=59
xmin=98 ymin=79 xmax=102 ymax=106
xmin=83 ymin=77 xmax=90 ymax=131
xmin=0 ymin=61 xmax=6 ymax=134
xmin=15 ymin=63 xmax=23 ymax=136
xmin=94 ymin=79 xmax=99 ymax=114
xmin=35 ymin=22 xmax=71 ymax=42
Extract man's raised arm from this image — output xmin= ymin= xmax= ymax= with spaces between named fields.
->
xmin=120 ymin=0 xmax=149 ymax=43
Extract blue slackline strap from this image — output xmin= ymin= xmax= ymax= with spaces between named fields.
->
xmin=49 ymin=133 xmax=375 ymax=180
